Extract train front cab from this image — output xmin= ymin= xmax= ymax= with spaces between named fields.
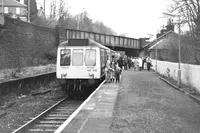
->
xmin=56 ymin=46 xmax=108 ymax=94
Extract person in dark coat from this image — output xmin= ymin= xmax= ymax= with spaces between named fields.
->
xmin=128 ymin=57 xmax=132 ymax=69
xmin=117 ymin=56 xmax=123 ymax=69
xmin=142 ymin=56 xmax=147 ymax=70
xmin=115 ymin=63 xmax=122 ymax=83
xmin=110 ymin=55 xmax=117 ymax=83
xmin=124 ymin=55 xmax=128 ymax=70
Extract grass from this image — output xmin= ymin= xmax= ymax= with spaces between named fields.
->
xmin=159 ymin=74 xmax=200 ymax=96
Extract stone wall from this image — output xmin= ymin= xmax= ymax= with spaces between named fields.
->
xmin=0 ymin=16 xmax=56 ymax=69
xmin=151 ymin=59 xmax=200 ymax=92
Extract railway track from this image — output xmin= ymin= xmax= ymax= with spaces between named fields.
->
xmin=12 ymin=98 xmax=83 ymax=133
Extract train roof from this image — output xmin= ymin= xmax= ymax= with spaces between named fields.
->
xmin=58 ymin=39 xmax=110 ymax=50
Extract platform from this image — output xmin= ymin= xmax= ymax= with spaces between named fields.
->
xmin=55 ymin=81 xmax=119 ymax=133
xmin=55 ymin=69 xmax=200 ymax=133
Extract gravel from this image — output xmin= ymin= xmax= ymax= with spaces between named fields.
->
xmin=0 ymin=80 xmax=65 ymax=133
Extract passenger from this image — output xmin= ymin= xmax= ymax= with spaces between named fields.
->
xmin=124 ymin=55 xmax=128 ymax=70
xmin=138 ymin=57 xmax=143 ymax=71
xmin=142 ymin=56 xmax=147 ymax=70
xmin=128 ymin=57 xmax=132 ymax=69
xmin=117 ymin=56 xmax=123 ymax=70
xmin=122 ymin=57 xmax=125 ymax=70
xmin=134 ymin=57 xmax=138 ymax=71
xmin=146 ymin=56 xmax=152 ymax=71
xmin=105 ymin=57 xmax=111 ymax=83
xmin=131 ymin=57 xmax=134 ymax=68
xmin=115 ymin=63 xmax=122 ymax=83
xmin=110 ymin=55 xmax=116 ymax=83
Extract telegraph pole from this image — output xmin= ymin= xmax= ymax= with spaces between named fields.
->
xmin=155 ymin=38 xmax=158 ymax=73
xmin=177 ymin=16 xmax=181 ymax=87
xmin=163 ymin=12 xmax=181 ymax=88
xmin=44 ymin=0 xmax=46 ymax=17
xmin=28 ymin=0 xmax=30 ymax=22
xmin=1 ymin=0 xmax=3 ymax=15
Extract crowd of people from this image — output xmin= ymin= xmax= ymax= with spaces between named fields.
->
xmin=105 ymin=54 xmax=152 ymax=83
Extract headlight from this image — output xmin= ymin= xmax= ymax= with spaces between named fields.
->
xmin=61 ymin=73 xmax=67 ymax=78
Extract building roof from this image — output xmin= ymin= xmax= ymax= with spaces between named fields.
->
xmin=149 ymin=40 xmax=164 ymax=49
xmin=148 ymin=31 xmax=179 ymax=50
xmin=143 ymin=30 xmax=177 ymax=49
xmin=0 ymin=0 xmax=26 ymax=7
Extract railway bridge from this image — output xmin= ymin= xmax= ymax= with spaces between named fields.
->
xmin=55 ymin=26 xmax=147 ymax=57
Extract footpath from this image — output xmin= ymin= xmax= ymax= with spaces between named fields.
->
xmin=59 ymin=69 xmax=200 ymax=133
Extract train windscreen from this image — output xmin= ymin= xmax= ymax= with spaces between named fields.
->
xmin=60 ymin=49 xmax=71 ymax=66
xmin=85 ymin=49 xmax=96 ymax=66
xmin=72 ymin=49 xmax=83 ymax=66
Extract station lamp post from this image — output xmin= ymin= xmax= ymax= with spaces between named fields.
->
xmin=163 ymin=12 xmax=181 ymax=87
xmin=155 ymin=38 xmax=158 ymax=73
xmin=28 ymin=0 xmax=30 ymax=22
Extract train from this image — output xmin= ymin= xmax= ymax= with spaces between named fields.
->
xmin=56 ymin=39 xmax=117 ymax=96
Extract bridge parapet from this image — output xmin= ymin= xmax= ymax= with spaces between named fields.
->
xmin=56 ymin=26 xmax=140 ymax=49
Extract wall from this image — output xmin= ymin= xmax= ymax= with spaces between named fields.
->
xmin=151 ymin=59 xmax=200 ymax=92
xmin=0 ymin=16 xmax=141 ymax=71
xmin=0 ymin=16 xmax=56 ymax=69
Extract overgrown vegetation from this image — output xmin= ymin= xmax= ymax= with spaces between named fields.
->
xmin=34 ymin=0 xmax=116 ymax=34
xmin=166 ymin=0 xmax=200 ymax=64
xmin=152 ymin=33 xmax=198 ymax=64
xmin=151 ymin=0 xmax=200 ymax=64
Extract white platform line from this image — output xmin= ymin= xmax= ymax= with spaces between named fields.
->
xmin=54 ymin=80 xmax=105 ymax=133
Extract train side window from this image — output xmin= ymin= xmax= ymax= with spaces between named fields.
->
xmin=85 ymin=49 xmax=96 ymax=66
xmin=60 ymin=49 xmax=71 ymax=66
xmin=72 ymin=49 xmax=83 ymax=66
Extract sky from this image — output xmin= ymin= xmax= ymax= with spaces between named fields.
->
xmin=36 ymin=0 xmax=172 ymax=39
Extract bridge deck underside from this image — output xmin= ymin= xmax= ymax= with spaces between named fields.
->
xmin=58 ymin=28 xmax=140 ymax=50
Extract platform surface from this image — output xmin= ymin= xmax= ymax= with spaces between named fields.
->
xmin=59 ymin=69 xmax=200 ymax=133
xmin=60 ymin=83 xmax=118 ymax=133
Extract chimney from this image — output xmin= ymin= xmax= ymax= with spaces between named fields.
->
xmin=20 ymin=0 xmax=24 ymax=4
xmin=166 ymin=18 xmax=174 ymax=31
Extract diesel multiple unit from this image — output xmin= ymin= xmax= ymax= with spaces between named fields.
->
xmin=56 ymin=39 xmax=116 ymax=95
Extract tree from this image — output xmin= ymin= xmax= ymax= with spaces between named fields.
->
xmin=47 ymin=0 xmax=70 ymax=27
xmin=168 ymin=0 xmax=200 ymax=37
xmin=93 ymin=21 xmax=116 ymax=34
xmin=168 ymin=0 xmax=200 ymax=64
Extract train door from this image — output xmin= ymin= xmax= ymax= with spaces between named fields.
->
xmin=100 ymin=49 xmax=106 ymax=77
